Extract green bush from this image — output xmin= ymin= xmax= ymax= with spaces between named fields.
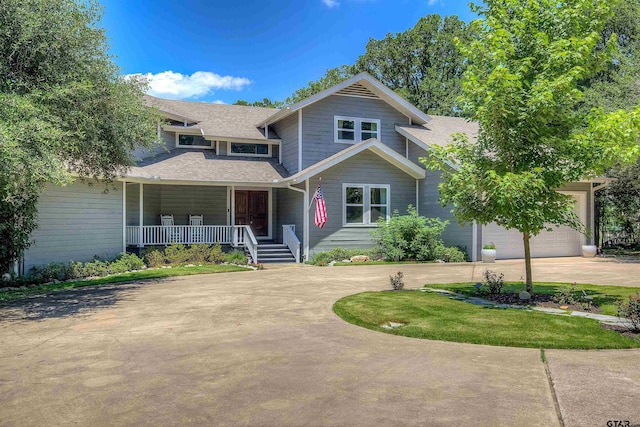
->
xmin=186 ymin=244 xmax=211 ymax=263
xmin=225 ymin=250 xmax=248 ymax=265
xmin=309 ymin=248 xmax=379 ymax=265
xmin=26 ymin=253 xmax=146 ymax=284
xmin=164 ymin=244 xmax=189 ymax=265
xmin=371 ymin=206 xmax=462 ymax=262
xmin=208 ymin=244 xmax=225 ymax=264
xmin=554 ymin=283 xmax=579 ymax=305
xmin=144 ymin=248 xmax=165 ymax=268
xmin=28 ymin=262 xmax=74 ymax=283
xmin=479 ymin=270 xmax=505 ymax=295
xmin=81 ymin=259 xmax=109 ymax=277
xmin=109 ymin=253 xmax=144 ymax=274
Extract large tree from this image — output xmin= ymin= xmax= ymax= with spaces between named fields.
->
xmin=0 ymin=0 xmax=160 ymax=273
xmin=423 ymin=0 xmax=640 ymax=292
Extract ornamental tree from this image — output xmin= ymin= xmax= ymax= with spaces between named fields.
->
xmin=0 ymin=0 xmax=160 ymax=273
xmin=422 ymin=0 xmax=640 ymax=292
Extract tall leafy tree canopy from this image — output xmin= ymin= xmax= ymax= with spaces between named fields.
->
xmin=285 ymin=15 xmax=470 ymax=116
xmin=0 ymin=0 xmax=159 ymax=273
xmin=422 ymin=0 xmax=640 ymax=291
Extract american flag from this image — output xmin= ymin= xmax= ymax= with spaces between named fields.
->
xmin=314 ymin=180 xmax=327 ymax=229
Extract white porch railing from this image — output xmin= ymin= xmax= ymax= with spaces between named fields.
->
xmin=282 ymin=224 xmax=301 ymax=263
xmin=126 ymin=225 xmax=258 ymax=262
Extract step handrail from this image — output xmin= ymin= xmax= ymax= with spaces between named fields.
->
xmin=282 ymin=224 xmax=301 ymax=263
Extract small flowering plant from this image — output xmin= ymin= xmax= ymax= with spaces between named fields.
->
xmin=389 ymin=271 xmax=404 ymax=291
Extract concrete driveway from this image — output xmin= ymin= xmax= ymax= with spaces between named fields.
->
xmin=0 ymin=258 xmax=639 ymax=426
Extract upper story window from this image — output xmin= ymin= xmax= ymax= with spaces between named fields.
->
xmin=177 ymin=134 xmax=214 ymax=149
xmin=334 ymin=116 xmax=380 ymax=144
xmin=228 ymin=142 xmax=271 ymax=157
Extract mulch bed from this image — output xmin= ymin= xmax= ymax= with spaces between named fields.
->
xmin=601 ymin=323 xmax=640 ymax=340
xmin=483 ymin=292 xmax=602 ymax=313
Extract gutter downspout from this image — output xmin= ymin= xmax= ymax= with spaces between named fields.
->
xmin=286 ymin=182 xmax=308 ymax=262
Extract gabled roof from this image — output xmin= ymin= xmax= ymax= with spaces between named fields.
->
xmin=126 ymin=149 xmax=289 ymax=185
xmin=145 ymin=95 xmax=281 ymax=142
xmin=396 ymin=116 xmax=479 ymax=150
xmin=263 ymin=72 xmax=431 ymax=127
xmin=285 ymin=139 xmax=426 ymax=183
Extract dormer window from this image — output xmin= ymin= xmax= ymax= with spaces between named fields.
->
xmin=177 ymin=134 xmax=213 ymax=149
xmin=334 ymin=116 xmax=380 ymax=144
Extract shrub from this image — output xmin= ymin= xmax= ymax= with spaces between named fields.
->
xmin=554 ymin=283 xmax=578 ymax=306
xmin=28 ymin=262 xmax=74 ymax=283
xmin=207 ymin=244 xmax=225 ymax=264
xmin=164 ymin=244 xmax=189 ymax=265
xmin=389 ymin=271 xmax=404 ymax=291
xmin=433 ymin=246 xmax=466 ymax=263
xmin=109 ymin=253 xmax=144 ymax=274
xmin=480 ymin=270 xmax=504 ymax=295
xmin=144 ymin=248 xmax=165 ymax=268
xmin=482 ymin=243 xmax=496 ymax=250
xmin=187 ymin=244 xmax=211 ymax=263
xmin=371 ymin=206 xmax=461 ymax=262
xmin=617 ymin=293 xmax=640 ymax=331
xmin=225 ymin=250 xmax=248 ymax=265
xmin=81 ymin=259 xmax=109 ymax=277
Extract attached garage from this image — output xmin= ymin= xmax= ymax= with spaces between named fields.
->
xmin=482 ymin=192 xmax=587 ymax=259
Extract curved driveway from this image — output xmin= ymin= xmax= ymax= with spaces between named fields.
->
xmin=1 ymin=258 xmax=639 ymax=426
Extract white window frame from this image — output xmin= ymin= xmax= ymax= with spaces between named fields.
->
xmin=175 ymin=133 xmax=215 ymax=149
xmin=227 ymin=142 xmax=272 ymax=158
xmin=334 ymin=116 xmax=381 ymax=144
xmin=342 ymin=183 xmax=390 ymax=227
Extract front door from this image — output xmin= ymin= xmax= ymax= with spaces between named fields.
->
xmin=235 ymin=190 xmax=269 ymax=237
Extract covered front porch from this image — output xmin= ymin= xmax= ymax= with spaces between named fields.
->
xmin=122 ymin=182 xmax=301 ymax=263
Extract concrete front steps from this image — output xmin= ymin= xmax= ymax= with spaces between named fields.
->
xmin=255 ymin=243 xmax=297 ymax=264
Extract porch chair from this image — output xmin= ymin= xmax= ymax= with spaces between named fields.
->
xmin=160 ymin=214 xmax=183 ymax=243
xmin=189 ymin=215 xmax=204 ymax=243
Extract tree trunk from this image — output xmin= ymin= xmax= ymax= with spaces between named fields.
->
xmin=523 ymin=232 xmax=533 ymax=293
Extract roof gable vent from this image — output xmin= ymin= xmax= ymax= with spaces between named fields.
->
xmin=335 ymin=82 xmax=380 ymax=99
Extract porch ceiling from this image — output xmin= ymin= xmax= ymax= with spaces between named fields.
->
xmin=127 ymin=149 xmax=290 ymax=184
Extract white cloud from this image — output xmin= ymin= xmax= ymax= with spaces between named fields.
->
xmin=427 ymin=0 xmax=439 ymax=5
xmin=212 ymin=100 xmax=226 ymax=104
xmin=322 ymin=0 xmax=340 ymax=7
xmin=127 ymin=71 xmax=251 ymax=100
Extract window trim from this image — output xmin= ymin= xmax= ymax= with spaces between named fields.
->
xmin=227 ymin=142 xmax=272 ymax=158
xmin=342 ymin=183 xmax=390 ymax=227
xmin=175 ymin=133 xmax=215 ymax=149
xmin=334 ymin=116 xmax=381 ymax=144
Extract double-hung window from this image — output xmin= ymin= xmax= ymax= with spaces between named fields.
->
xmin=343 ymin=184 xmax=390 ymax=226
xmin=334 ymin=116 xmax=380 ymax=144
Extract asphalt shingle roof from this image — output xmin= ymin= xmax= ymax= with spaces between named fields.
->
xmin=145 ymin=95 xmax=281 ymax=141
xmin=397 ymin=116 xmax=479 ymax=147
xmin=127 ymin=149 xmax=290 ymax=184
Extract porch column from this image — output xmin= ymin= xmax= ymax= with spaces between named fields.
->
xmin=303 ymin=179 xmax=310 ymax=260
xmin=138 ymin=183 xmax=144 ymax=248
xmin=122 ymin=181 xmax=127 ymax=252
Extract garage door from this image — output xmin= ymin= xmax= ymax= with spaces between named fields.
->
xmin=482 ymin=192 xmax=586 ymax=259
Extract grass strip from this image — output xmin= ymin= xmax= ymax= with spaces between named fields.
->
xmin=0 ymin=264 xmax=250 ymax=303
xmin=333 ymin=290 xmax=640 ymax=349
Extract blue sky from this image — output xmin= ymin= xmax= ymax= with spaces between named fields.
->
xmin=101 ymin=0 xmax=476 ymax=104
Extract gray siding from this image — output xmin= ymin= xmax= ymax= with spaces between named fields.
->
xmin=218 ymin=141 xmax=228 ymax=156
xmin=301 ymin=95 xmax=408 ymax=169
xmin=131 ymin=130 xmax=174 ymax=160
xmin=408 ymin=143 xmax=474 ymax=257
xmin=24 ymin=180 xmax=124 ymax=271
xmin=126 ymin=184 xmax=227 ymax=226
xmin=275 ymin=188 xmax=304 ymax=245
xmin=308 ymin=151 xmax=416 ymax=255
xmin=271 ymin=113 xmax=298 ymax=174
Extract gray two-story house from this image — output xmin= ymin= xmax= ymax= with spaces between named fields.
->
xmin=22 ymin=73 xmax=603 ymax=270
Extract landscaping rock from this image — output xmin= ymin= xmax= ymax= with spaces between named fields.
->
xmin=518 ymin=291 xmax=531 ymax=301
xmin=328 ymin=261 xmax=336 ymax=267
xmin=1 ymin=273 xmax=11 ymax=281
xmin=350 ymin=255 xmax=370 ymax=263
xmin=341 ymin=259 xmax=351 ymax=263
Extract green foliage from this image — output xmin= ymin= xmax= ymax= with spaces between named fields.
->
xmin=371 ymin=206 xmax=461 ymax=262
xmin=554 ymin=283 xmax=579 ymax=306
xmin=163 ymin=244 xmax=189 ymax=265
xmin=433 ymin=246 xmax=467 ymax=263
xmin=482 ymin=243 xmax=496 ymax=250
xmin=144 ymin=248 xmax=165 ymax=268
xmin=422 ymin=0 xmax=640 ymax=290
xmin=233 ymin=98 xmax=284 ymax=108
xmin=0 ymin=0 xmax=160 ymax=273
xmin=144 ymin=244 xmax=227 ymax=266
xmin=285 ymin=15 xmax=470 ymax=116
xmin=308 ymin=247 xmax=379 ymax=266
xmin=224 ymin=250 xmax=248 ymax=265
xmin=26 ymin=253 xmax=145 ymax=284
xmin=208 ymin=244 xmax=225 ymax=264
xmin=617 ymin=293 xmax=640 ymax=331
xmin=109 ymin=253 xmax=145 ymax=274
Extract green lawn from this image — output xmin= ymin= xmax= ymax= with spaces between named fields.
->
xmin=0 ymin=264 xmax=250 ymax=303
xmin=333 ymin=290 xmax=640 ymax=349
xmin=426 ymin=282 xmax=640 ymax=316
xmin=333 ymin=261 xmax=436 ymax=266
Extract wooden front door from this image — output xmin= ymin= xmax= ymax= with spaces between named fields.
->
xmin=235 ymin=191 xmax=269 ymax=236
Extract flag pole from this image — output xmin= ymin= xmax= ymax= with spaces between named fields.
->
xmin=308 ymin=177 xmax=321 ymax=210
